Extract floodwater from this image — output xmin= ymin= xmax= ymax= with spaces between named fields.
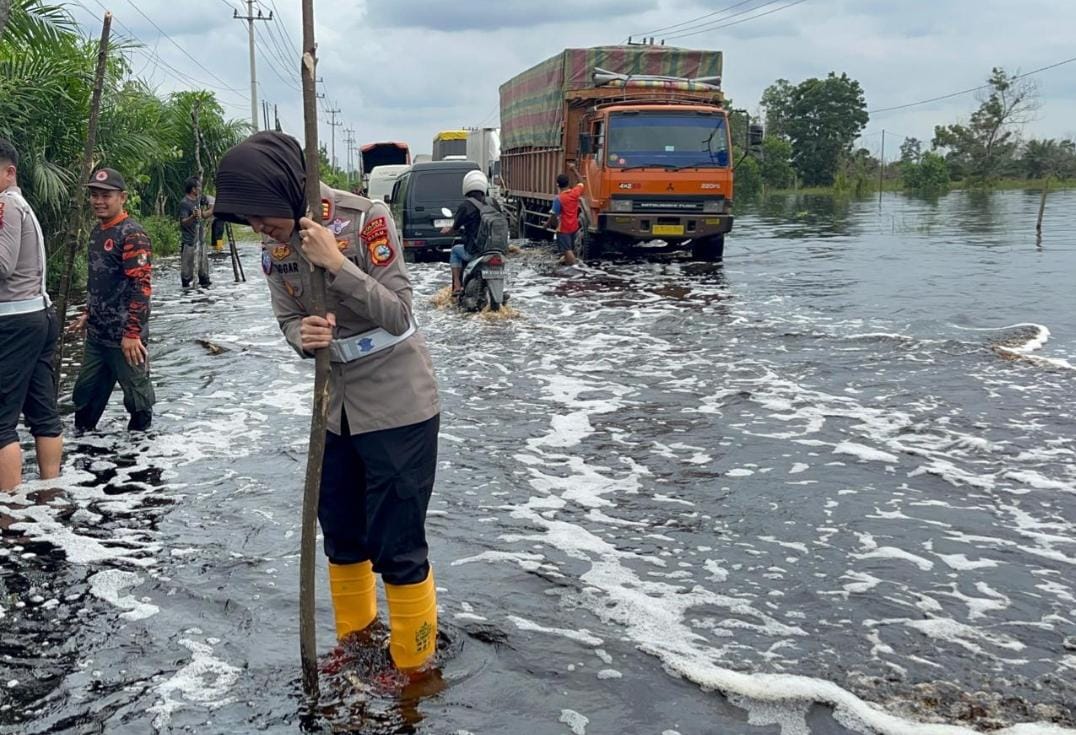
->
xmin=2 ymin=189 xmax=1075 ymax=735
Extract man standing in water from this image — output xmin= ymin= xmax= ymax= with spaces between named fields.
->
xmin=178 ymin=176 xmax=211 ymax=288
xmin=213 ymin=132 xmax=441 ymax=685
xmin=69 ymin=168 xmax=155 ymax=432
xmin=548 ymin=172 xmax=583 ymax=266
xmin=0 ymin=139 xmax=63 ymax=490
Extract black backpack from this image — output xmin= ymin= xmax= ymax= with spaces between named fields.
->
xmin=466 ymin=196 xmax=509 ymax=256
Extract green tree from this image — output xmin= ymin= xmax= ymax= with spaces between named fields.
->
xmin=901 ymin=151 xmax=950 ymax=195
xmin=733 ymin=155 xmax=761 ymax=202
xmin=759 ymin=136 xmax=794 ymax=189
xmin=0 ymin=0 xmax=245 ymax=288
xmin=785 ymin=72 xmax=869 ymax=186
xmin=760 ymin=78 xmax=794 ymax=140
xmin=931 ymin=67 xmax=1037 ymax=185
xmin=1021 ymin=138 xmax=1076 ymax=180
xmin=899 ymin=137 xmax=922 ymax=164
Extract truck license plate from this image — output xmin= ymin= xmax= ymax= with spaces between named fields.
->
xmin=652 ymin=224 xmax=685 ymax=236
xmin=434 ymin=218 xmax=454 ymax=228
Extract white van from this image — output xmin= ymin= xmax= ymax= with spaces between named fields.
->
xmin=367 ymin=164 xmax=410 ymax=203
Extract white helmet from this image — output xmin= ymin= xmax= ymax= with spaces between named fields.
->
xmin=462 ymin=170 xmax=489 ymax=197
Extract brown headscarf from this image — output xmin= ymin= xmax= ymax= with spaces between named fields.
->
xmin=212 ymin=131 xmax=306 ymax=225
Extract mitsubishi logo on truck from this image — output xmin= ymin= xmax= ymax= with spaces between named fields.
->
xmin=666 ymin=183 xmax=675 ymax=192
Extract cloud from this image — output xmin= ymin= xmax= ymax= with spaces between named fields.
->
xmin=366 ymin=0 xmax=657 ymax=31
xmin=64 ymin=0 xmax=1076 ymax=164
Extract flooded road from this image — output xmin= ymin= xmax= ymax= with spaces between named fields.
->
xmin=2 ymin=189 xmax=1075 ymax=734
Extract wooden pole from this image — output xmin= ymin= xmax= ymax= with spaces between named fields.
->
xmin=299 ymin=0 xmax=328 ymax=700
xmin=191 ymin=99 xmax=207 ymax=283
xmin=53 ymin=12 xmax=111 ymax=387
xmin=878 ymin=129 xmax=885 ymax=205
xmin=1035 ymin=175 xmax=1050 ymax=246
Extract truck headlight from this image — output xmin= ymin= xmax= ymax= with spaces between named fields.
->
xmin=611 ymin=199 xmax=633 ymax=213
xmin=702 ymin=199 xmax=725 ymax=213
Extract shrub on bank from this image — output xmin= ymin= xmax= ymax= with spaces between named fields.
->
xmin=141 ymin=215 xmax=181 ymax=257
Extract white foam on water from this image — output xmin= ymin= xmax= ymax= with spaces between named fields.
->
xmin=596 ymin=669 xmax=622 ymax=679
xmin=559 ymin=709 xmax=589 ymax=735
xmin=88 ymin=570 xmax=159 ymax=621
xmin=508 ymin=615 xmax=603 ymax=647
xmin=451 ymin=550 xmax=545 ymax=572
xmin=834 ymin=441 xmax=900 ymax=464
xmin=147 ymin=638 xmax=240 ymax=729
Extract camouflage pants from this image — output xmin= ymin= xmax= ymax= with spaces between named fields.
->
xmin=72 ymin=338 xmax=156 ymax=431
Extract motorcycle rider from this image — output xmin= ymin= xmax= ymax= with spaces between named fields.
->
xmin=440 ymin=170 xmax=500 ymax=295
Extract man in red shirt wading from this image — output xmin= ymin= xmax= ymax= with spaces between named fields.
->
xmin=548 ymin=172 xmax=583 ymax=266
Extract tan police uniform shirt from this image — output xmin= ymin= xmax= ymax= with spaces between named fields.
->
xmin=0 ymin=185 xmax=47 ymax=304
xmin=262 ymin=184 xmax=440 ymax=436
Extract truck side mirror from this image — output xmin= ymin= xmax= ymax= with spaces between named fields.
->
xmin=383 ymin=194 xmax=391 ymax=203
xmin=748 ymin=124 xmax=765 ymax=149
xmin=578 ymin=133 xmax=594 ymax=155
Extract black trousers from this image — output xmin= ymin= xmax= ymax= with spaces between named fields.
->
xmin=0 ymin=307 xmax=62 ymax=448
xmin=319 ymin=412 xmax=439 ymax=586
xmin=72 ymin=338 xmax=156 ymax=431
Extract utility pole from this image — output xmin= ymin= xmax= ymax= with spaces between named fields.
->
xmin=233 ymin=0 xmax=272 ymax=131
xmin=343 ymin=127 xmax=355 ymax=185
xmin=327 ymin=106 xmax=341 ymax=170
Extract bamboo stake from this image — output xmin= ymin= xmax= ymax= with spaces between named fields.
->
xmin=53 ymin=12 xmax=111 ymax=387
xmin=1035 ymin=175 xmax=1050 ymax=247
xmin=191 ymin=99 xmax=208 ymax=283
xmin=299 ymin=0 xmax=328 ymax=700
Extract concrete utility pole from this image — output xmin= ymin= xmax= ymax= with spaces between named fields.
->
xmin=327 ymin=106 xmax=341 ymax=170
xmin=343 ymin=127 xmax=355 ymax=184
xmin=233 ymin=0 xmax=272 ymax=131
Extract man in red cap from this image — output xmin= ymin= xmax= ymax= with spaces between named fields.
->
xmin=68 ymin=168 xmax=156 ymax=431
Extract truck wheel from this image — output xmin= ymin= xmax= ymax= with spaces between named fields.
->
xmin=512 ymin=202 xmax=527 ymax=240
xmin=575 ymin=228 xmax=602 ymax=261
xmin=691 ymin=235 xmax=725 ymax=262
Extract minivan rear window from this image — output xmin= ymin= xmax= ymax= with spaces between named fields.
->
xmin=412 ymin=171 xmax=468 ymax=203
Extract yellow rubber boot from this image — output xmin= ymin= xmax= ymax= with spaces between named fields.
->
xmin=328 ymin=560 xmax=378 ymax=639
xmin=384 ymin=569 xmax=437 ymax=671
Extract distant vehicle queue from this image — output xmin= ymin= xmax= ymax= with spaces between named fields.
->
xmin=359 ymin=42 xmax=760 ymax=264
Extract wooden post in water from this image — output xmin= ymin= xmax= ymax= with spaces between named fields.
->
xmin=1035 ymin=176 xmax=1050 ymax=247
xmin=53 ymin=12 xmax=111 ymax=386
xmin=878 ymin=129 xmax=885 ymax=206
xmin=299 ymin=0 xmax=328 ymax=700
xmin=191 ymin=99 xmax=207 ymax=281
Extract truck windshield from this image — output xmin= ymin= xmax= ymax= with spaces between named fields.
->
xmin=606 ymin=113 xmax=730 ymax=168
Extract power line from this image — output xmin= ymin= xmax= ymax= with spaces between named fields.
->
xmin=663 ymin=0 xmax=807 ymax=40
xmin=120 ymin=0 xmax=243 ymax=93
xmin=255 ymin=24 xmax=300 ymax=90
xmin=265 ymin=0 xmax=302 ymax=57
xmin=259 ymin=16 xmax=301 ymax=84
xmin=868 ymin=54 xmax=1076 ymax=115
xmin=629 ymin=0 xmax=769 ymax=40
xmin=69 ymin=0 xmax=249 ymax=107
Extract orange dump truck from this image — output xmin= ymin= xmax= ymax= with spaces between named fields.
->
xmin=500 ymin=45 xmax=742 ymax=260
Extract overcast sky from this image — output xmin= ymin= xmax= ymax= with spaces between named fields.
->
xmin=67 ymin=0 xmax=1076 ymax=165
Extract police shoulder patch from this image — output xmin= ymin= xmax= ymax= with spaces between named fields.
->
xmin=360 ymin=216 xmax=388 ymax=244
xmin=0 ymin=201 xmax=5 ymax=230
xmin=367 ymin=237 xmax=395 ymax=267
xmin=261 ymin=249 xmax=272 ymax=275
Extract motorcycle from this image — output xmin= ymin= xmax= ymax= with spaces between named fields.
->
xmin=439 ymin=207 xmax=508 ymax=312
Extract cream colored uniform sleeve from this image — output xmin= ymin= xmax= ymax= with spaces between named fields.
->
xmin=326 ymin=201 xmax=413 ymax=336
xmin=262 ymin=239 xmax=310 ymax=358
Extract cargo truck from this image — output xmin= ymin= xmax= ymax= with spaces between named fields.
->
xmin=465 ymin=127 xmax=501 ymax=180
xmin=432 ymin=130 xmax=468 ymax=161
xmin=500 ymin=45 xmax=759 ymax=260
xmin=359 ymin=141 xmax=410 ymax=176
